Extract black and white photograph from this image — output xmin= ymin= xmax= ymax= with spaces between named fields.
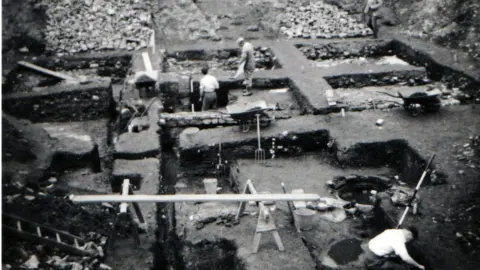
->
xmin=1 ymin=0 xmax=479 ymax=269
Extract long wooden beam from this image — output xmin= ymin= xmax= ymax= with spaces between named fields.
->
xmin=69 ymin=193 xmax=321 ymax=204
xmin=18 ymin=61 xmax=76 ymax=81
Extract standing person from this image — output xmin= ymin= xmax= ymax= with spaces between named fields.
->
xmin=231 ymin=37 xmax=255 ymax=96
xmin=199 ymin=66 xmax=219 ymax=111
xmin=364 ymin=0 xmax=383 ymax=38
xmin=364 ymin=227 xmax=425 ymax=270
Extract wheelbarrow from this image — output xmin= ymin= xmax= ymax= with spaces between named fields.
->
xmin=378 ymin=88 xmax=442 ymax=116
xmin=226 ymin=100 xmax=272 ymax=132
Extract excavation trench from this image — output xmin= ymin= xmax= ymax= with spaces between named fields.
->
xmin=296 ymin=39 xmax=477 ymax=112
xmin=153 ymin=127 xmax=245 ymax=269
xmin=161 ymin=123 xmax=436 ymax=269
xmin=4 ymin=36 xmax=472 ymax=269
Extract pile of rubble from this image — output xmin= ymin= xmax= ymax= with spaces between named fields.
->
xmin=41 ymin=0 xmax=154 ymax=54
xmin=279 ymin=1 xmax=372 ymax=39
xmin=154 ymin=0 xmax=221 ymax=42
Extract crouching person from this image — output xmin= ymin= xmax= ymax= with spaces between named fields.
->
xmin=199 ymin=66 xmax=219 ymax=111
xmin=364 ymin=226 xmax=425 ymax=270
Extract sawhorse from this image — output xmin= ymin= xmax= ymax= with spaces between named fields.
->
xmin=236 ymin=179 xmax=285 ymax=253
xmin=108 ymin=179 xmax=145 ymax=251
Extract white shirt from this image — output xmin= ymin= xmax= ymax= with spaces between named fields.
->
xmin=364 ymin=0 xmax=383 ymax=13
xmin=200 ymin=74 xmax=219 ymax=93
xmin=368 ymin=229 xmax=408 ymax=257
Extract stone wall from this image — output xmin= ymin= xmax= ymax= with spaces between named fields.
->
xmin=324 ymin=69 xmax=429 ymax=89
xmin=30 ymin=52 xmax=133 ymax=78
xmin=2 ymin=79 xmax=113 ymax=122
xmin=296 ymin=39 xmax=394 ymax=60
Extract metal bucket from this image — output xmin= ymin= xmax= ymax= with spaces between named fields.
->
xmin=294 ymin=208 xmax=316 ymax=231
xmin=203 ymin=178 xmax=218 ymax=194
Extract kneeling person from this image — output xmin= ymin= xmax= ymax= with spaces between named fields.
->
xmin=199 ymin=67 xmax=219 ymax=111
xmin=365 ymin=227 xmax=425 ymax=270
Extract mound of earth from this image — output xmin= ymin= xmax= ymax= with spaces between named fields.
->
xmin=2 ymin=114 xmax=56 ymax=186
xmin=325 ymin=0 xmax=480 ymax=61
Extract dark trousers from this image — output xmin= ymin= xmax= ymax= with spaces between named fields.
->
xmin=366 ymin=10 xmax=379 ymax=38
xmin=201 ymin=92 xmax=217 ymax=111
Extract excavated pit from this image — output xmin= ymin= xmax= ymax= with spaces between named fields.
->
xmin=158 ymin=47 xmax=290 ymax=115
xmin=4 ymin=27 xmax=477 ymax=270
xmin=1 ymin=53 xmax=132 ymax=122
xmin=169 ymin=122 xmax=437 ymax=269
xmin=297 ymin=40 xmax=431 ymax=89
xmin=153 ymin=129 xmax=245 ymax=269
xmin=4 ymin=52 xmax=132 ymax=94
xmin=164 ymin=47 xmax=282 ymax=75
xmin=296 ymin=40 xmax=475 ymax=112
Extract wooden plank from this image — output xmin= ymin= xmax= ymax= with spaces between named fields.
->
xmin=119 ymin=179 xmax=130 ymax=213
xmin=70 ymin=193 xmax=322 ymax=204
xmin=246 ymin=180 xmax=258 ymax=195
xmin=56 ymin=233 xmax=62 ymax=243
xmin=129 ymin=186 xmax=145 ymax=223
xmin=17 ymin=61 xmax=76 ymax=81
xmin=142 ymin=52 xmax=153 ymax=72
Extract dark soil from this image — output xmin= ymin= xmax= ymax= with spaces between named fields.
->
xmin=2 ymin=186 xmax=115 ymax=238
xmin=182 ymin=239 xmax=246 ymax=270
xmin=2 ymin=0 xmax=47 ymax=54
xmin=327 ymin=238 xmax=363 ymax=265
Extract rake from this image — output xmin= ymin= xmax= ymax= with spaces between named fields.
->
xmin=255 ymin=114 xmax=265 ymax=163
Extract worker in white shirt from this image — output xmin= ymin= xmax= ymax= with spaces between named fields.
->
xmin=364 ymin=227 xmax=425 ymax=270
xmin=199 ymin=66 xmax=220 ymax=111
xmin=364 ymin=0 xmax=383 ymax=38
xmin=231 ymin=37 xmax=255 ymax=96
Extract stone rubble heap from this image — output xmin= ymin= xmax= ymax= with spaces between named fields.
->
xmin=154 ymin=0 xmax=221 ymax=42
xmin=41 ymin=0 xmax=154 ymax=55
xmin=279 ymin=1 xmax=372 ymax=39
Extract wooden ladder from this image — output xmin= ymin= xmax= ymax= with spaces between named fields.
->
xmin=2 ymin=213 xmax=96 ymax=257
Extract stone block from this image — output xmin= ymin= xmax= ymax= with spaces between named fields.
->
xmin=112 ymin=158 xmax=159 ymax=193
xmin=157 ymin=72 xmax=181 ymax=96
xmin=114 ymin=130 xmax=160 ymax=159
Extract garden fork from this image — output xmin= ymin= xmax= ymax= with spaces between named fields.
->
xmin=255 ymin=114 xmax=265 ymax=163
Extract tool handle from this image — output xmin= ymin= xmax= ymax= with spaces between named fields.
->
xmin=281 ymin=182 xmax=295 ymax=224
xmin=396 ymin=206 xmax=410 ymax=228
xmin=396 ymin=154 xmax=435 ymax=228
xmin=256 ymin=114 xmax=261 ymax=149
xmin=415 ymin=154 xmax=435 ymax=190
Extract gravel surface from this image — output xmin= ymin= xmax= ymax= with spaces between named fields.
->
xmin=41 ymin=0 xmax=154 ymax=54
xmin=280 ymin=1 xmax=372 ymax=39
